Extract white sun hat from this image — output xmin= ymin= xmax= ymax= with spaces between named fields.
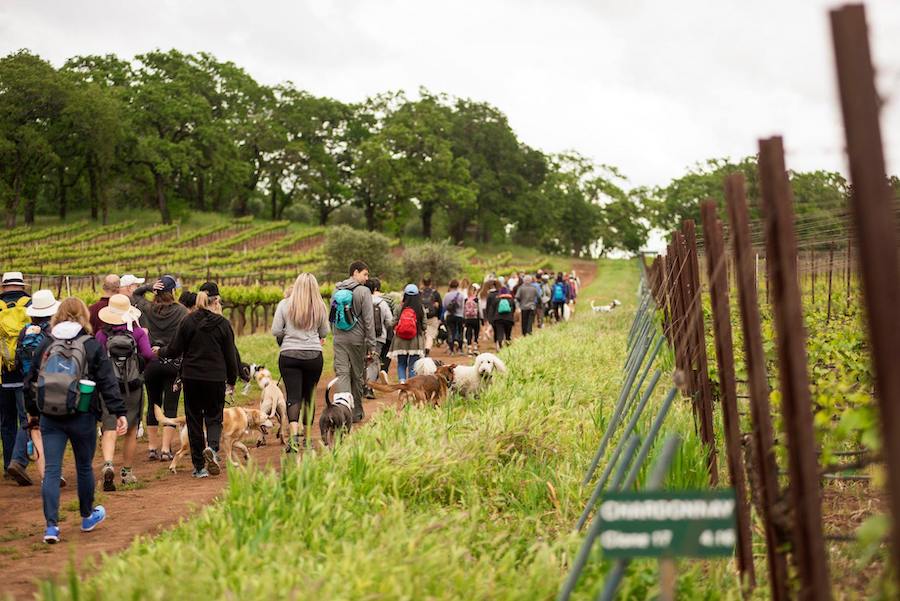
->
xmin=26 ymin=289 xmax=60 ymax=318
xmin=2 ymin=272 xmax=25 ymax=286
xmin=119 ymin=274 xmax=145 ymax=287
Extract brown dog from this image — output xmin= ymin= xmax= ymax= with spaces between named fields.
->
xmin=370 ymin=364 xmax=456 ymax=407
xmin=154 ymin=404 xmax=273 ymax=473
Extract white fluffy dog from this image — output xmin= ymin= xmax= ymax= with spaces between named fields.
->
xmin=413 ymin=357 xmax=440 ymax=376
xmin=451 ymin=353 xmax=508 ymax=397
xmin=590 ymin=299 xmax=622 ymax=313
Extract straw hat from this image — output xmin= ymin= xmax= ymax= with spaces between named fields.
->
xmin=2 ymin=272 xmax=25 ymax=286
xmin=98 ymin=294 xmax=142 ymax=330
xmin=26 ymin=290 xmax=60 ymax=318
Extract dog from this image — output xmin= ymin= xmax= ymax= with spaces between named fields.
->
xmin=435 ymin=322 xmax=448 ymax=347
xmin=319 ymin=377 xmax=353 ymax=447
xmin=451 ymin=352 xmax=507 ymax=397
xmin=250 ymin=365 xmax=287 ymax=446
xmin=590 ymin=299 xmax=622 ymax=313
xmin=371 ymin=364 xmax=456 ymax=407
xmin=153 ymin=404 xmax=273 ymax=473
xmin=412 ymin=357 xmax=444 ymax=376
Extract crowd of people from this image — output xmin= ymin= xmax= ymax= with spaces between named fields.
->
xmin=0 ymin=262 xmax=579 ymax=544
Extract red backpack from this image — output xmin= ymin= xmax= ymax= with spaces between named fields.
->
xmin=394 ymin=307 xmax=419 ymax=340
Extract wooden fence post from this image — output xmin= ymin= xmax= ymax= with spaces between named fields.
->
xmin=726 ymin=172 xmax=791 ymax=601
xmin=831 ymin=4 xmax=900 ymax=587
xmin=826 ymin=242 xmax=834 ymax=323
xmin=700 ymin=201 xmax=754 ymax=587
xmin=758 ymin=136 xmax=831 ymax=601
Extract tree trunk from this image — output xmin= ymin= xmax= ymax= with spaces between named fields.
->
xmin=24 ymin=194 xmax=35 ymax=225
xmin=233 ymin=194 xmax=249 ymax=217
xmin=87 ymin=156 xmax=99 ymax=220
xmin=421 ymin=204 xmax=433 ymax=238
xmin=154 ymin=171 xmax=171 ymax=224
xmin=57 ymin=165 xmax=67 ymax=221
xmin=5 ymin=174 xmax=21 ymax=228
xmin=319 ymin=204 xmax=329 ymax=226
xmin=100 ymin=182 xmax=109 ymax=225
xmin=196 ymin=171 xmax=206 ymax=211
xmin=270 ymin=180 xmax=278 ymax=221
xmin=365 ymin=196 xmax=376 ymax=231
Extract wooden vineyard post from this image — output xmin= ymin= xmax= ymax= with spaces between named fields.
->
xmin=758 ymin=136 xmax=831 ymax=601
xmin=683 ymin=220 xmax=718 ymax=485
xmin=845 ymin=241 xmax=852 ymax=310
xmin=811 ymin=249 xmax=816 ymax=304
xmin=726 ymin=172 xmax=791 ymax=601
xmin=673 ymin=235 xmax=695 ymax=394
xmin=832 ymin=4 xmax=900 ymax=587
xmin=700 ymin=201 xmax=755 ymax=587
xmin=826 ymin=242 xmax=834 ymax=323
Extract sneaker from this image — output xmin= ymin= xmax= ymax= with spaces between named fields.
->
xmin=101 ymin=462 xmax=116 ymax=492
xmin=81 ymin=506 xmax=106 ymax=532
xmin=43 ymin=525 xmax=60 ymax=544
xmin=203 ymin=447 xmax=220 ymax=476
xmin=147 ymin=449 xmax=159 ymax=461
xmin=364 ymin=387 xmax=375 ymax=400
xmin=159 ymin=450 xmax=174 ymax=462
xmin=121 ymin=468 xmax=137 ymax=486
xmin=7 ymin=461 xmax=32 ymax=486
xmin=192 ymin=468 xmax=209 ymax=479
xmin=26 ymin=440 xmax=36 ymax=461
xmin=59 ymin=475 xmax=67 ymax=488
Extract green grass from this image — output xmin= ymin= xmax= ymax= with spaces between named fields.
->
xmin=34 ymin=259 xmax=744 ymax=600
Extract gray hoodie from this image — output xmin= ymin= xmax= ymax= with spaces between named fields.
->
xmin=331 ymin=278 xmax=376 ymax=352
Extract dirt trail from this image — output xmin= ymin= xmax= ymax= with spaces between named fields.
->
xmin=0 ymin=261 xmax=597 ymax=599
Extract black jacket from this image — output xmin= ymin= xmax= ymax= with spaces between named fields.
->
xmin=24 ymin=327 xmax=125 ymax=419
xmin=160 ymin=309 xmax=238 ymax=385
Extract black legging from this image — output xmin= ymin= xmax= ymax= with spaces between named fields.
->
xmin=521 ymin=309 xmax=535 ymax=336
xmin=464 ymin=318 xmax=481 ymax=346
xmin=145 ymin=360 xmax=180 ymax=426
xmin=278 ymin=353 xmax=323 ymax=428
xmin=552 ymin=301 xmax=566 ymax=322
xmin=492 ymin=319 xmax=513 ymax=347
xmin=182 ymin=378 xmax=225 ymax=472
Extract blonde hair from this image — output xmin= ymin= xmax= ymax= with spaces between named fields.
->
xmin=288 ymin=273 xmax=327 ymax=331
xmin=52 ymin=297 xmax=92 ymax=333
xmin=196 ymin=291 xmax=223 ymax=315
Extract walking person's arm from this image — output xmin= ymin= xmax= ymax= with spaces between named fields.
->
xmin=271 ymin=299 xmax=287 ymax=346
xmin=359 ymin=289 xmax=376 ymax=355
xmin=222 ymin=324 xmax=239 ymax=387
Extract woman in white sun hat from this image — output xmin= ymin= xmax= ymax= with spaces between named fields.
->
xmin=95 ymin=294 xmax=156 ymax=491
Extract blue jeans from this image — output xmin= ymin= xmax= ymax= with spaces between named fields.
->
xmin=0 ymin=386 xmax=29 ymax=470
xmin=41 ymin=412 xmax=98 ymax=526
xmin=396 ymin=354 xmax=419 ymax=383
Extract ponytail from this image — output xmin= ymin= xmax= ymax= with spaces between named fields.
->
xmin=196 ymin=291 xmax=222 ymax=315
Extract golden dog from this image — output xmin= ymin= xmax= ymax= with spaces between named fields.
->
xmin=369 ymin=364 xmax=456 ymax=408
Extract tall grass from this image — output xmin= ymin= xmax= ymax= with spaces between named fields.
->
xmin=36 ymin=259 xmax=744 ymax=600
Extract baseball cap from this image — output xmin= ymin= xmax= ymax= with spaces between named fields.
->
xmin=2 ymin=272 xmax=25 ymax=286
xmin=120 ymin=274 xmax=145 ymax=287
xmin=158 ymin=275 xmax=179 ymax=293
xmin=199 ymin=281 xmax=220 ymax=297
xmin=403 ymin=284 xmax=419 ymax=296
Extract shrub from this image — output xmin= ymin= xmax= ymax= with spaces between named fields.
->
xmin=401 ymin=240 xmax=464 ymax=286
xmin=322 ymin=225 xmax=398 ymax=281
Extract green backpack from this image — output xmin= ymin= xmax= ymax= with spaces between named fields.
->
xmin=497 ymin=293 xmax=513 ymax=315
xmin=330 ymin=289 xmax=357 ymax=331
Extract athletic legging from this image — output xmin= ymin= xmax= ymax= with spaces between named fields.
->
xmin=278 ymin=353 xmax=323 ymax=427
xmin=182 ymin=379 xmax=225 ymax=472
xmin=145 ymin=360 xmax=180 ymax=427
xmin=464 ymin=318 xmax=481 ymax=346
xmin=552 ymin=301 xmax=566 ymax=322
xmin=492 ymin=319 xmax=513 ymax=347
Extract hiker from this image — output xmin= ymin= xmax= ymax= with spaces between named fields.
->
xmin=24 ymin=297 xmax=126 ymax=544
xmin=442 ymin=279 xmax=465 ymax=356
xmin=515 ymin=274 xmax=539 ymax=337
xmin=379 ymin=291 xmax=398 ymax=375
xmin=88 ymin=275 xmax=119 ymax=340
xmin=1 ymin=271 xmax=32 ymax=485
xmin=463 ymin=283 xmax=483 ymax=355
xmin=486 ymin=280 xmax=516 ymax=350
xmin=133 ymin=276 xmax=188 ymax=461
xmin=479 ymin=280 xmax=493 ymax=344
xmin=118 ymin=274 xmax=144 ymax=299
xmin=365 ymin=278 xmax=394 ymax=396
xmin=420 ymin=277 xmax=441 ymax=357
xmin=156 ymin=283 xmax=237 ymax=478
xmin=551 ymin=273 xmax=568 ymax=322
xmin=532 ymin=273 xmax=546 ymax=328
xmin=330 ymin=261 xmax=375 ymax=423
xmin=388 ymin=285 xmax=426 ymax=383
xmin=179 ymin=290 xmax=198 ymax=312
xmin=96 ymin=295 xmax=155 ymax=490
xmin=272 ymin=273 xmax=328 ymax=451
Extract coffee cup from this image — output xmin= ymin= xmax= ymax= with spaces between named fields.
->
xmin=78 ymin=379 xmax=96 ymax=412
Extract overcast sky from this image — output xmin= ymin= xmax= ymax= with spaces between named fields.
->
xmin=2 ymin=0 xmax=899 ymax=189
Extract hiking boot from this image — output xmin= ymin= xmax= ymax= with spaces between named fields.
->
xmin=159 ymin=450 xmax=174 ymax=462
xmin=43 ymin=525 xmax=60 ymax=544
xmin=7 ymin=461 xmax=32 ymax=486
xmin=364 ymin=386 xmax=375 ymax=400
xmin=121 ymin=468 xmax=137 ymax=486
xmin=101 ymin=462 xmax=116 ymax=492
xmin=203 ymin=447 xmax=220 ymax=476
xmin=352 ymin=412 xmax=364 ymax=424
xmin=192 ymin=468 xmax=209 ymax=479
xmin=81 ymin=506 xmax=106 ymax=532
xmin=147 ymin=449 xmax=159 ymax=461
xmin=59 ymin=475 xmax=67 ymax=488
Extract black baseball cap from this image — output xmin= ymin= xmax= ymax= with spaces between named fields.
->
xmin=158 ymin=275 xmax=179 ymax=293
xmin=199 ymin=281 xmax=220 ymax=297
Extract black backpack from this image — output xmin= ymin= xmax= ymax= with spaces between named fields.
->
xmin=373 ymin=300 xmax=384 ymax=338
xmin=106 ymin=329 xmax=144 ymax=393
xmin=422 ymin=288 xmax=438 ymax=319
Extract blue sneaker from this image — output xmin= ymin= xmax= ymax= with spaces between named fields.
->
xmin=43 ymin=525 xmax=60 ymax=544
xmin=192 ymin=468 xmax=209 ymax=479
xmin=27 ymin=440 xmax=35 ymax=461
xmin=81 ymin=506 xmax=106 ymax=532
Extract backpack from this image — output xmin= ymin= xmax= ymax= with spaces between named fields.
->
xmin=16 ymin=321 xmax=50 ymax=376
xmin=464 ymin=296 xmax=479 ymax=319
xmin=447 ymin=291 xmax=461 ymax=315
xmin=552 ymin=282 xmax=566 ymax=303
xmin=541 ymin=284 xmax=552 ymax=304
xmin=106 ymin=329 xmax=143 ymax=392
xmin=36 ymin=335 xmax=90 ymax=416
xmin=373 ymin=300 xmax=384 ymax=339
xmin=421 ymin=288 xmax=438 ymax=319
xmin=0 ymin=296 xmax=30 ymax=372
xmin=497 ymin=293 xmax=513 ymax=315
xmin=330 ymin=289 xmax=357 ymax=331
xmin=394 ymin=307 xmax=419 ymax=340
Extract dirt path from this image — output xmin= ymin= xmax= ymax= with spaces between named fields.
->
xmin=0 ymin=262 xmax=598 ymax=599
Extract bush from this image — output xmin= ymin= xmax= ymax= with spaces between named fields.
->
xmin=401 ymin=240 xmax=464 ymax=286
xmin=322 ymin=225 xmax=397 ymax=282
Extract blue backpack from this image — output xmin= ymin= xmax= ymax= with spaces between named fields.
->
xmin=552 ymin=282 xmax=566 ymax=303
xmin=16 ymin=321 xmax=50 ymax=376
xmin=330 ymin=289 xmax=357 ymax=331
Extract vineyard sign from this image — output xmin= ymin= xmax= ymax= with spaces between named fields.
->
xmin=597 ymin=490 xmax=736 ymax=558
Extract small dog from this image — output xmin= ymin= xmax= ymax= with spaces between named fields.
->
xmin=371 ymin=364 xmax=456 ymax=407
xmin=154 ymin=404 xmax=272 ymax=473
xmin=435 ymin=322 xmax=448 ymax=347
xmin=250 ymin=365 xmax=287 ymax=446
xmin=452 ymin=352 xmax=507 ymax=397
xmin=412 ymin=357 xmax=444 ymax=376
xmin=590 ymin=299 xmax=622 ymax=313
xmin=319 ymin=377 xmax=353 ymax=447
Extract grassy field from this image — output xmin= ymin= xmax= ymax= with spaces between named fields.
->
xmin=33 ymin=259 xmax=743 ymax=600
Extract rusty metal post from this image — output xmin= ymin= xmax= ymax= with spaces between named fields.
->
xmin=700 ymin=201 xmax=755 ymax=587
xmin=726 ymin=172 xmax=791 ymax=601
xmin=832 ymin=3 xmax=900 ymax=587
xmin=758 ymin=136 xmax=831 ymax=601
